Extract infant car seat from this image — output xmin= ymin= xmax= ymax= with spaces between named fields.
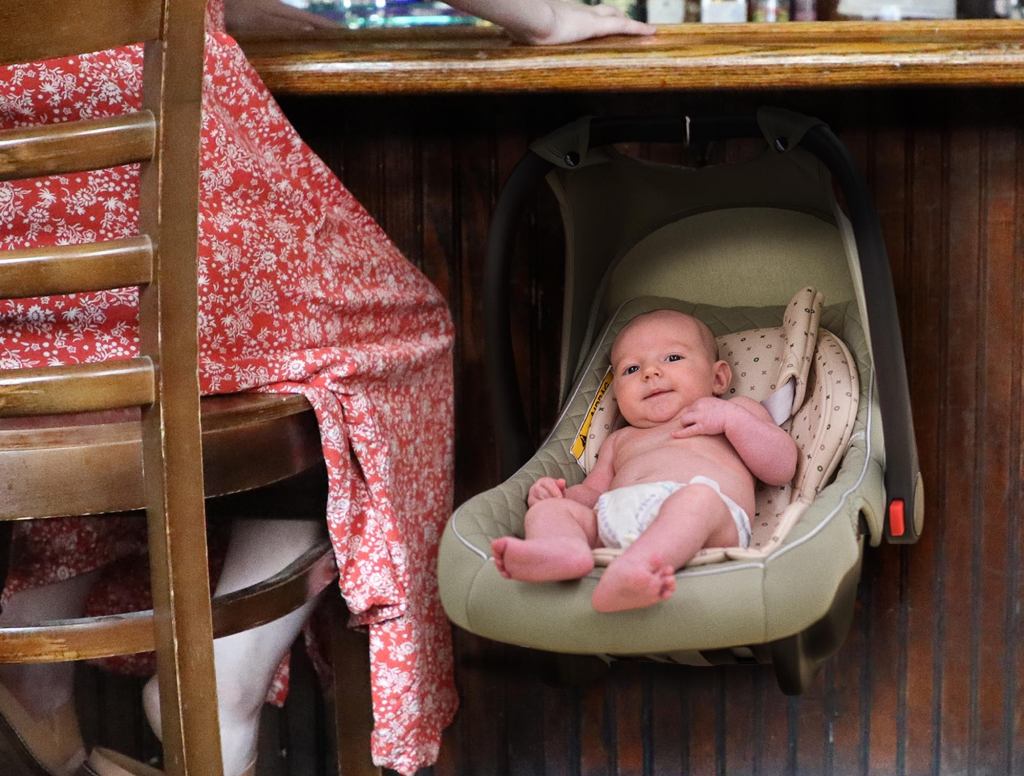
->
xmin=438 ymin=108 xmax=924 ymax=692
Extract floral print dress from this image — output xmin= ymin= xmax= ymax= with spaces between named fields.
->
xmin=0 ymin=2 xmax=457 ymax=773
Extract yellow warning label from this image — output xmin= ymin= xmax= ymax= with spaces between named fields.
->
xmin=571 ymin=369 xmax=614 ymax=461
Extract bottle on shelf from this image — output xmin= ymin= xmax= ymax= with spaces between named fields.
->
xmin=791 ymin=0 xmax=818 ymax=18
xmin=646 ymin=0 xmax=687 ymax=21
xmin=750 ymin=0 xmax=791 ymax=19
xmin=700 ymin=0 xmax=749 ymax=21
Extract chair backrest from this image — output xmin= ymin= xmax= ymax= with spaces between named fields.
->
xmin=0 ymin=2 xmax=222 ymax=773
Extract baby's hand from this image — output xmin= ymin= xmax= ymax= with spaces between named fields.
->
xmin=527 ymin=476 xmax=567 ymax=507
xmin=672 ymin=397 xmax=736 ymax=439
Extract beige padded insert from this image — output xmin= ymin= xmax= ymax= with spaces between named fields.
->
xmin=579 ymin=288 xmax=859 ymax=567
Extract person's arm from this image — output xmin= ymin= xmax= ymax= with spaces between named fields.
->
xmin=445 ymin=0 xmax=656 ymax=44
xmin=525 ymin=430 xmax=618 ymax=508
xmin=672 ymin=396 xmax=798 ymax=486
xmin=225 ymin=0 xmax=341 ymax=32
xmin=561 ymin=429 xmax=619 ymax=507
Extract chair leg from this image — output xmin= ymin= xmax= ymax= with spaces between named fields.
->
xmin=329 ymin=599 xmax=381 ymax=776
xmin=144 ymin=477 xmax=222 ymax=773
xmin=147 ymin=507 xmax=223 ymax=776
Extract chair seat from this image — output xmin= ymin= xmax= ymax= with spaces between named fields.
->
xmin=0 ymin=392 xmax=321 ymax=520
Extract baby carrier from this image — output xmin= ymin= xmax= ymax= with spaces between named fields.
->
xmin=437 ymin=108 xmax=923 ymax=692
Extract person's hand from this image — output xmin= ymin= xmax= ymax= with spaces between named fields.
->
xmin=671 ymin=397 xmax=736 ymax=439
xmin=447 ymin=0 xmax=656 ymax=45
xmin=527 ymin=477 xmax=567 ymax=507
xmin=508 ymin=0 xmax=657 ymax=45
xmin=224 ymin=0 xmax=341 ymax=34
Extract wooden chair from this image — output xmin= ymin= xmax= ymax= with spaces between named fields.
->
xmin=0 ymin=2 xmax=378 ymax=774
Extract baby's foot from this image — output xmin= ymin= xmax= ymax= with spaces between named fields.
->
xmin=491 ymin=536 xmax=594 ymax=582
xmin=591 ymin=554 xmax=676 ymax=613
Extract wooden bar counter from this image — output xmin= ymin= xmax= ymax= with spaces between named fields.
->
xmin=239 ymin=23 xmax=1024 ymax=776
xmin=242 ymin=20 xmax=1024 ymax=94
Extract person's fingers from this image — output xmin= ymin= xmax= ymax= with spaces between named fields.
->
xmin=610 ymin=17 xmax=658 ymax=36
xmin=573 ymin=13 xmax=655 ymax=40
xmin=600 ymin=12 xmax=658 ymax=36
xmin=671 ymin=424 xmax=702 ymax=438
xmin=534 ymin=483 xmax=554 ymax=499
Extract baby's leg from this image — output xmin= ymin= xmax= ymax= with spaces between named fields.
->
xmin=592 ymin=484 xmax=735 ymax=612
xmin=492 ymin=498 xmax=597 ymax=582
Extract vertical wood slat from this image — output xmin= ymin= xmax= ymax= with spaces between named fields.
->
xmin=685 ymin=671 xmax=718 ymax=774
xmin=135 ymin=1 xmax=221 ymax=775
xmin=0 ymin=0 xmax=162 ymax=66
xmin=0 ymin=113 xmax=156 ymax=181
xmin=941 ymin=118 xmax=982 ymax=776
xmin=975 ymin=123 xmax=1016 ymax=776
xmin=1010 ymin=121 xmax=1024 ymax=776
xmin=278 ymin=87 xmax=1024 ymax=776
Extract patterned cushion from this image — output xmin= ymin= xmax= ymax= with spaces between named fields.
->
xmin=576 ymin=288 xmax=858 ymax=566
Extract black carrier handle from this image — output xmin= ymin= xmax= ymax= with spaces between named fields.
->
xmin=486 ymin=111 xmax=923 ymax=543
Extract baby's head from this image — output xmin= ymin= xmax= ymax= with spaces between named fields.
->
xmin=610 ymin=309 xmax=732 ymax=428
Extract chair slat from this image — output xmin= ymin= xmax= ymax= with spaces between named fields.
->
xmin=0 ymin=113 xmax=156 ymax=182
xmin=0 ymin=395 xmax=322 ymax=522
xmin=0 ymin=0 xmax=162 ymax=66
xmin=0 ymin=541 xmax=337 ymax=662
xmin=0 ymin=359 xmax=155 ymax=416
xmin=0 ymin=236 xmax=153 ymax=298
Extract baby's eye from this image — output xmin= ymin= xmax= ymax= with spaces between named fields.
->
xmin=666 ymin=354 xmax=683 ymax=362
xmin=623 ymin=365 xmax=639 ymax=375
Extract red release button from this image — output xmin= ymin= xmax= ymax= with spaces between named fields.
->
xmin=889 ymin=499 xmax=905 ymax=537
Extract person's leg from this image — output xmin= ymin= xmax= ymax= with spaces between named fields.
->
xmin=0 ymin=571 xmax=98 ymax=775
xmin=143 ymin=519 xmax=323 ymax=776
xmin=491 ymin=498 xmax=598 ymax=582
xmin=592 ymin=484 xmax=736 ymax=613
xmin=0 ymin=570 xmax=100 ymax=718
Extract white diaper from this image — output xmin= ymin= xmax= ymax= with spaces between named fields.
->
xmin=595 ymin=476 xmax=752 ymax=550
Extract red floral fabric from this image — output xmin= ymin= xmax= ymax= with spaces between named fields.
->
xmin=0 ymin=2 xmax=457 ymax=772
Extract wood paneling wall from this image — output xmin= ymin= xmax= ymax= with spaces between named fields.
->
xmin=67 ymin=87 xmax=1021 ymax=776
xmin=276 ymin=87 xmax=1023 ymax=776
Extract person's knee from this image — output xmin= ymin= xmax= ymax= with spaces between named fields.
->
xmin=666 ymin=484 xmax=730 ymax=526
xmin=523 ymin=500 xmax=559 ymax=533
xmin=677 ymin=484 xmax=736 ymax=543
xmin=523 ymin=498 xmax=596 ymax=540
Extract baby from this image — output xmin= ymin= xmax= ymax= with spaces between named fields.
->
xmin=491 ymin=309 xmax=798 ymax=612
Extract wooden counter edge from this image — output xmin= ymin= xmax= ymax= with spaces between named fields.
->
xmin=239 ymin=20 xmax=1024 ymax=95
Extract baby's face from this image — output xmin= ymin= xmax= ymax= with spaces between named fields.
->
xmin=611 ymin=312 xmax=730 ymax=428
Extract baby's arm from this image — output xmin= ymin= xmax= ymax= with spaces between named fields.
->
xmin=560 ymin=430 xmax=619 ymax=508
xmin=526 ymin=430 xmax=618 ymax=507
xmin=674 ymin=396 xmax=797 ymax=486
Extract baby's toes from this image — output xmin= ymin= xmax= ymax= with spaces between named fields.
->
xmin=659 ymin=566 xmax=677 ymax=599
xmin=491 ymin=538 xmax=509 ymax=576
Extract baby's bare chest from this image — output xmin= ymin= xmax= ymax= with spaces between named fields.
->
xmin=612 ymin=427 xmax=750 ymax=492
